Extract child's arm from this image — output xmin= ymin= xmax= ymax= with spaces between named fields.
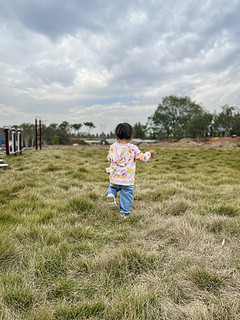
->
xmin=107 ymin=144 xmax=114 ymax=162
xmin=135 ymin=146 xmax=156 ymax=162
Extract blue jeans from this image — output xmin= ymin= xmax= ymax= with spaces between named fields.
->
xmin=107 ymin=184 xmax=134 ymax=215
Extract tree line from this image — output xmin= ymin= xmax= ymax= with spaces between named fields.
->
xmin=4 ymin=95 xmax=240 ymax=147
xmin=17 ymin=121 xmax=100 ymax=147
xmin=137 ymin=95 xmax=240 ymax=140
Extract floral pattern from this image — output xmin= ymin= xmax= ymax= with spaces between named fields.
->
xmin=107 ymin=142 xmax=151 ymax=185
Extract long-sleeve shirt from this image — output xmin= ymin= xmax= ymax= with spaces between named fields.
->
xmin=107 ymin=142 xmax=151 ymax=185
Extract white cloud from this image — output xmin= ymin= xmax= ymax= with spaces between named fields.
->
xmin=0 ymin=104 xmax=34 ymax=126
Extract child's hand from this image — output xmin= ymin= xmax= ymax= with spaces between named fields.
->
xmin=149 ymin=150 xmax=156 ymax=158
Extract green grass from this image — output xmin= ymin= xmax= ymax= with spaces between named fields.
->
xmin=0 ymin=145 xmax=240 ymax=319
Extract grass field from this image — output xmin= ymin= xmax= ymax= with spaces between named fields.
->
xmin=0 ymin=146 xmax=240 ymax=320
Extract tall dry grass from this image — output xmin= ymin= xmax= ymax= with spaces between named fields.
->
xmin=0 ymin=145 xmax=239 ymax=319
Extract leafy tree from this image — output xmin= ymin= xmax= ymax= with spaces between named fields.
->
xmin=84 ymin=122 xmax=95 ymax=136
xmin=71 ymin=123 xmax=82 ymax=137
xmin=58 ymin=121 xmax=70 ymax=144
xmin=42 ymin=123 xmax=58 ymax=145
xmin=51 ymin=135 xmax=59 ymax=145
xmin=186 ymin=113 xmax=213 ymax=138
xmin=212 ymin=105 xmax=237 ymax=137
xmin=148 ymin=95 xmax=205 ymax=139
xmin=231 ymin=113 xmax=240 ymax=136
xmin=133 ymin=122 xmax=147 ymax=139
xmin=20 ymin=123 xmax=35 ymax=147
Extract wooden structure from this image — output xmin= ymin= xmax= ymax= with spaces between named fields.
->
xmin=0 ymin=127 xmax=22 ymax=156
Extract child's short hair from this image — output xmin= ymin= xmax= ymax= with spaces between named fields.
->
xmin=115 ymin=123 xmax=132 ymax=140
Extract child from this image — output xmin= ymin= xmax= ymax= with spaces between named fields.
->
xmin=106 ymin=123 xmax=156 ymax=218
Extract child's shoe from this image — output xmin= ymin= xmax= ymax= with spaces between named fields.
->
xmin=106 ymin=193 xmax=117 ymax=210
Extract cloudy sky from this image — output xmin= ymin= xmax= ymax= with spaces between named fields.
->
xmin=0 ymin=0 xmax=240 ymax=133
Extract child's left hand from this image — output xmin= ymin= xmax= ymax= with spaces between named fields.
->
xmin=149 ymin=150 xmax=156 ymax=158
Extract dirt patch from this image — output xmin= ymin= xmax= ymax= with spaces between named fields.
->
xmin=151 ymin=137 xmax=240 ymax=148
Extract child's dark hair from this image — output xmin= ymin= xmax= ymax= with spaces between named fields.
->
xmin=115 ymin=123 xmax=133 ymax=140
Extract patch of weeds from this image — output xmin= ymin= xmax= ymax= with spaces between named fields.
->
xmin=3 ymin=286 xmax=35 ymax=312
xmin=68 ymin=197 xmax=94 ymax=215
xmin=121 ymin=215 xmax=141 ymax=226
xmin=36 ymin=209 xmax=54 ymax=224
xmin=47 ymin=278 xmax=76 ymax=299
xmin=71 ymin=172 xmax=87 ymax=179
xmin=71 ymin=242 xmax=94 ymax=255
xmin=10 ymin=198 xmax=46 ymax=214
xmin=163 ymin=198 xmax=189 ymax=216
xmin=0 ymin=187 xmax=14 ymax=204
xmin=78 ymin=167 xmax=88 ymax=173
xmin=175 ymin=164 xmax=184 ymax=169
xmin=65 ymin=224 xmax=94 ymax=242
xmin=43 ymin=164 xmax=62 ymax=172
xmin=96 ymin=247 xmax=157 ymax=279
xmin=0 ymin=237 xmax=21 ymax=267
xmin=189 ymin=266 xmax=224 ymax=293
xmin=206 ymin=217 xmax=240 ymax=235
xmin=87 ymin=192 xmax=99 ymax=201
xmin=214 ymin=204 xmax=239 ymax=217
xmin=26 ymin=306 xmax=54 ymax=320
xmin=55 ymin=300 xmax=105 ymax=319
xmin=58 ymin=182 xmax=71 ymax=190
xmin=1 ymin=272 xmax=35 ymax=311
xmin=35 ymin=245 xmax=69 ymax=279
xmin=16 ymin=225 xmax=61 ymax=246
xmin=16 ymin=166 xmax=25 ymax=171
xmin=0 ymin=211 xmax=22 ymax=225
xmin=142 ymin=187 xmax=178 ymax=201
xmin=231 ymin=255 xmax=240 ymax=271
xmin=110 ymin=287 xmax=163 ymax=320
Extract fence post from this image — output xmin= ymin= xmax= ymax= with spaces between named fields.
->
xmin=5 ymin=129 xmax=9 ymax=155
xmin=11 ymin=129 xmax=16 ymax=155
xmin=35 ymin=118 xmax=38 ymax=150
xmin=17 ymin=129 xmax=22 ymax=153
xmin=39 ymin=119 xmax=42 ymax=150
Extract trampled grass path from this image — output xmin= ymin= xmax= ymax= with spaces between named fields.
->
xmin=0 ymin=146 xmax=239 ymax=319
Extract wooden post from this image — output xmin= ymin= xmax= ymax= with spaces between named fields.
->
xmin=5 ymin=129 xmax=9 ymax=155
xmin=39 ymin=119 xmax=42 ymax=150
xmin=35 ymin=118 xmax=38 ymax=150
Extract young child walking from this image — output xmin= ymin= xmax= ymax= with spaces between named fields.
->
xmin=106 ymin=123 xmax=156 ymax=218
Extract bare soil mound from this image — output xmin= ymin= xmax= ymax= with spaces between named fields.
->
xmin=152 ymin=137 xmax=239 ymax=148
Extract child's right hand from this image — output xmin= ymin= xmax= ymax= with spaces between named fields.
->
xmin=149 ymin=150 xmax=156 ymax=158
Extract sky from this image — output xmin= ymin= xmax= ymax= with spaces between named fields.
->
xmin=0 ymin=0 xmax=240 ymax=133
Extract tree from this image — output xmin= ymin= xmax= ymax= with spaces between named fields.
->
xmin=51 ymin=135 xmax=59 ymax=145
xmin=71 ymin=123 xmax=82 ymax=137
xmin=231 ymin=113 xmax=240 ymax=136
xmin=133 ymin=122 xmax=147 ymax=139
xmin=148 ymin=95 xmax=205 ymax=139
xmin=186 ymin=113 xmax=213 ymax=138
xmin=84 ymin=122 xmax=95 ymax=136
xmin=42 ymin=123 xmax=58 ymax=145
xmin=212 ymin=105 xmax=237 ymax=137
xmin=20 ymin=123 xmax=35 ymax=147
xmin=58 ymin=121 xmax=70 ymax=144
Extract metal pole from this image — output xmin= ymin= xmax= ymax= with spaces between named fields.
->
xmin=39 ymin=119 xmax=42 ymax=150
xmin=19 ymin=129 xmax=22 ymax=153
xmin=35 ymin=118 xmax=38 ymax=150
xmin=17 ymin=129 xmax=21 ymax=153
xmin=5 ymin=129 xmax=9 ymax=156
xmin=11 ymin=129 xmax=16 ymax=155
